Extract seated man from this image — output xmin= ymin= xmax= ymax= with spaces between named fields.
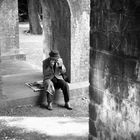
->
xmin=43 ymin=50 xmax=72 ymax=110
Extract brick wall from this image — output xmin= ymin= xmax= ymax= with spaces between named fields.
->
xmin=89 ymin=0 xmax=140 ymax=139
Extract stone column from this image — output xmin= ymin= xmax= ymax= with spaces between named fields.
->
xmin=89 ymin=0 xmax=140 ymax=139
xmin=0 ymin=0 xmax=25 ymax=61
xmin=69 ymin=0 xmax=90 ymax=83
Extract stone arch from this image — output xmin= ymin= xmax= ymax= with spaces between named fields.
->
xmin=41 ymin=0 xmax=71 ymax=81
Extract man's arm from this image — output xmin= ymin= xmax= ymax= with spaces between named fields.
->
xmin=56 ymin=58 xmax=66 ymax=74
xmin=43 ymin=59 xmax=53 ymax=79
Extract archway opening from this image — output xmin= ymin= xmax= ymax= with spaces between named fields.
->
xmin=41 ymin=0 xmax=71 ymax=81
xmin=18 ymin=0 xmax=43 ymax=70
xmin=18 ymin=0 xmax=71 ymax=79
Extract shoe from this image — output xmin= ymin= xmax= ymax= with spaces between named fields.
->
xmin=65 ymin=102 xmax=72 ymax=110
xmin=47 ymin=102 xmax=53 ymax=110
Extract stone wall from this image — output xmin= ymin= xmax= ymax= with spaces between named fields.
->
xmin=0 ymin=0 xmax=19 ymax=58
xmin=89 ymin=0 xmax=140 ymax=139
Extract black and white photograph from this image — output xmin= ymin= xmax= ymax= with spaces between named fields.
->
xmin=0 ymin=0 xmax=140 ymax=140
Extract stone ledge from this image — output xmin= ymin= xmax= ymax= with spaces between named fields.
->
xmin=69 ymin=81 xmax=89 ymax=90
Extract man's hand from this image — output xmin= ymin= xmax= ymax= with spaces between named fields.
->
xmin=56 ymin=58 xmax=63 ymax=68
xmin=50 ymin=60 xmax=55 ymax=67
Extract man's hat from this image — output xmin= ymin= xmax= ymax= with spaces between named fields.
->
xmin=49 ymin=50 xmax=60 ymax=60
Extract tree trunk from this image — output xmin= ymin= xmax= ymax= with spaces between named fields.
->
xmin=27 ymin=0 xmax=42 ymax=34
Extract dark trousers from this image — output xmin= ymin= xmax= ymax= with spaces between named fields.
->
xmin=47 ymin=77 xmax=70 ymax=103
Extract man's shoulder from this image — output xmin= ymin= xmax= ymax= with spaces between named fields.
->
xmin=43 ymin=58 xmax=50 ymax=64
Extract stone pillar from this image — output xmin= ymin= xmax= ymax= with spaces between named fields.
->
xmin=0 ymin=54 xmax=2 ymax=97
xmin=0 ymin=0 xmax=25 ymax=61
xmin=69 ymin=0 xmax=90 ymax=83
xmin=41 ymin=0 xmax=90 ymax=83
xmin=89 ymin=0 xmax=140 ymax=139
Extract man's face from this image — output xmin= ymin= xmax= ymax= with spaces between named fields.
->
xmin=50 ymin=58 xmax=57 ymax=66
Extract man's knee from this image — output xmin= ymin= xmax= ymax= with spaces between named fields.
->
xmin=44 ymin=79 xmax=51 ymax=85
xmin=44 ymin=79 xmax=52 ymax=87
xmin=60 ymin=80 xmax=69 ymax=89
xmin=43 ymin=79 xmax=55 ymax=93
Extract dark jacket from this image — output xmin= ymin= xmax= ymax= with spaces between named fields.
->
xmin=43 ymin=57 xmax=66 ymax=81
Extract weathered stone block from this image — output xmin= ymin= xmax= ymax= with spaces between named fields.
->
xmin=89 ymin=85 xmax=103 ymax=105
xmin=89 ymin=49 xmax=96 ymax=68
xmin=90 ymin=31 xmax=108 ymax=50
xmin=89 ymin=119 xmax=97 ymax=137
xmin=124 ymin=59 xmax=137 ymax=81
xmin=89 ymin=68 xmax=105 ymax=90
xmin=95 ymin=95 xmax=140 ymax=139
xmin=109 ymin=32 xmax=121 ymax=54
xmin=106 ymin=56 xmax=124 ymax=77
xmin=89 ymin=103 xmax=97 ymax=121
xmin=90 ymin=50 xmax=106 ymax=72
xmin=90 ymin=50 xmax=125 ymax=77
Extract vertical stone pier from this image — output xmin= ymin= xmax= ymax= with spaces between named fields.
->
xmin=89 ymin=0 xmax=140 ymax=139
xmin=0 ymin=0 xmax=25 ymax=61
